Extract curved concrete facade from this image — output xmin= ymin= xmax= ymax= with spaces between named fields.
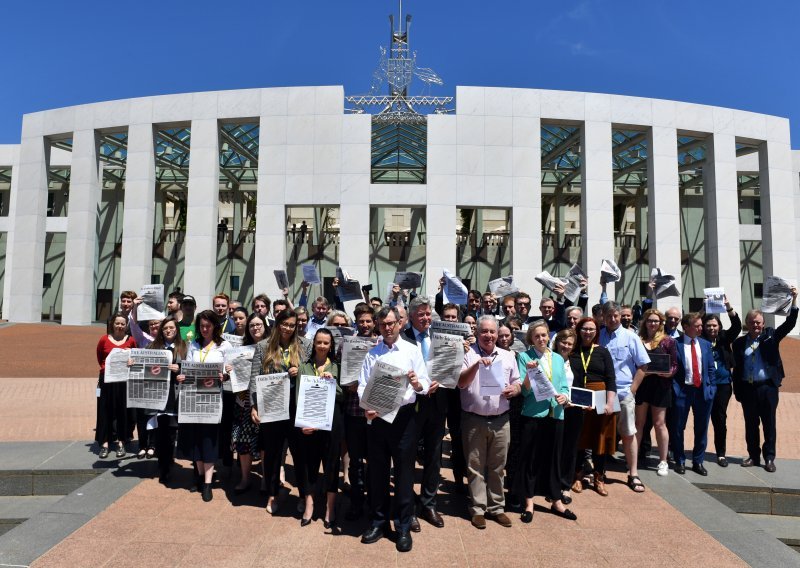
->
xmin=0 ymin=86 xmax=797 ymax=327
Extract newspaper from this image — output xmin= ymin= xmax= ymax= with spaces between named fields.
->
xmin=336 ymin=267 xmax=363 ymax=303
xmin=225 ymin=346 xmax=256 ymax=393
xmin=178 ymin=361 xmax=224 ymax=424
xmin=274 ymin=269 xmax=290 ymax=290
xmin=126 ymin=348 xmax=173 ymax=410
xmin=254 ymin=373 xmax=291 ymax=423
xmin=478 ymin=360 xmax=506 ymax=396
xmin=703 ymin=287 xmax=726 ymax=314
xmin=600 ymin=259 xmax=622 ymax=283
xmin=528 ymin=366 xmax=558 ymax=402
xmin=565 ymin=264 xmax=587 ymax=304
xmin=442 ymin=269 xmax=468 ymax=305
xmin=222 ymin=333 xmax=243 ymax=346
xmin=762 ymin=276 xmax=794 ymax=316
xmin=535 ymin=271 xmax=568 ymax=294
xmin=650 ymin=268 xmax=680 ymax=298
xmin=302 ymin=264 xmax=321 ymax=285
xmin=393 ymin=271 xmax=422 ymax=290
xmin=340 ymin=336 xmax=379 ymax=386
xmin=294 ymin=375 xmax=336 ymax=431
xmin=431 ymin=320 xmax=471 ymax=339
xmin=137 ymin=284 xmax=165 ymax=321
xmin=359 ymin=360 xmax=408 ymax=422
xmin=104 ymin=348 xmax=131 ymax=383
xmin=429 ymin=332 xmax=463 ymax=388
xmin=488 ymin=276 xmax=519 ymax=298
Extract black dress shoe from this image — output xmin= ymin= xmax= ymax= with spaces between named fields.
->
xmin=420 ymin=507 xmax=444 ymax=528
xmin=202 ymin=483 xmax=213 ymax=502
xmin=520 ymin=511 xmax=533 ymax=524
xmin=741 ymin=457 xmax=760 ymax=468
xmin=764 ymin=460 xmax=777 ymax=473
xmin=717 ymin=456 xmax=728 ymax=467
xmin=361 ymin=526 xmax=384 ymax=544
xmin=300 ymin=517 xmax=312 ymax=527
xmin=550 ymin=506 xmax=577 ymax=521
xmin=560 ymin=492 xmax=572 ymax=505
xmin=675 ymin=463 xmax=686 ymax=474
xmin=691 ymin=463 xmax=708 ymax=476
xmin=409 ymin=515 xmax=421 ymax=533
xmin=396 ymin=530 xmax=413 ymax=552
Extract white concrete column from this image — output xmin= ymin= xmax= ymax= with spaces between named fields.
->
xmin=183 ymin=119 xmax=220 ymax=310
xmin=581 ymin=121 xmax=615 ymax=302
xmin=119 ymin=123 xmax=156 ymax=292
xmin=511 ymin=116 xmax=541 ymax=295
xmin=647 ymin=126 xmax=682 ymax=310
xmin=7 ymin=129 xmax=50 ymax=322
xmin=425 ymin=204 xmax=457 ymax=295
xmin=254 ymin=114 xmax=287 ymax=300
xmin=0 ymin=145 xmax=20 ymax=321
xmin=61 ymin=129 xmax=101 ymax=325
xmin=704 ymin=132 xmax=742 ymax=312
xmin=339 ymin=114 xmax=372 ymax=289
xmin=759 ymin=138 xmax=798 ymax=328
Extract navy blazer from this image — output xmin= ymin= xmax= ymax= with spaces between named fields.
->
xmin=673 ymin=334 xmax=716 ymax=401
xmin=732 ymin=306 xmax=798 ymax=389
xmin=402 ymin=326 xmax=448 ymax=413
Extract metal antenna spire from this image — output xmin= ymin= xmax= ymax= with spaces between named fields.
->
xmin=345 ymin=1 xmax=452 ymax=122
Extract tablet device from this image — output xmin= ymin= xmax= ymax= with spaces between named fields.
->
xmin=647 ymin=353 xmax=671 ymax=374
xmin=569 ymin=387 xmax=594 ymax=409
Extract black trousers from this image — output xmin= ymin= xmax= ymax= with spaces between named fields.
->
xmin=739 ymin=381 xmax=779 ymax=462
xmin=218 ymin=391 xmax=235 ymax=467
xmin=155 ymin=414 xmax=177 ymax=476
xmin=345 ymin=414 xmax=369 ymax=508
xmin=446 ymin=389 xmax=466 ymax=480
xmin=136 ymin=410 xmax=152 ymax=450
xmin=367 ymin=404 xmax=417 ymax=531
xmin=294 ymin=406 xmax=344 ymax=495
xmin=416 ymin=396 xmax=446 ymax=510
xmin=260 ymin=418 xmax=300 ymax=497
xmin=560 ymin=407 xmax=584 ymax=490
xmin=710 ymin=383 xmax=733 ymax=458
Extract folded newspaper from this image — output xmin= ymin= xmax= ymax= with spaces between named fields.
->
xmin=650 ymin=268 xmax=680 ymax=298
xmin=600 ymin=259 xmax=622 ymax=283
xmin=761 ymin=276 xmax=794 ymax=316
xmin=488 ymin=276 xmax=519 ymax=298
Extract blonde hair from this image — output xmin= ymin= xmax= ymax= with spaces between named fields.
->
xmin=639 ymin=308 xmax=667 ymax=347
xmin=262 ymin=311 xmax=301 ymax=373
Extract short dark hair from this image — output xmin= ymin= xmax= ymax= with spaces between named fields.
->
xmin=252 ymin=293 xmax=271 ymax=311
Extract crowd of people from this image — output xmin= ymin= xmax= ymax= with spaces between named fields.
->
xmin=94 ymin=275 xmax=798 ymax=552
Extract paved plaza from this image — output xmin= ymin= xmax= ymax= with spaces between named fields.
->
xmin=1 ymin=322 xmax=799 ymax=566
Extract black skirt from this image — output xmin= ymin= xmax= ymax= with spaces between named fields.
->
xmin=177 ymin=423 xmax=219 ymax=463
xmin=635 ymin=374 xmax=672 ymax=408
xmin=95 ymin=371 xmax=129 ymax=445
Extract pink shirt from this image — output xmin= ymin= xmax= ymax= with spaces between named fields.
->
xmin=460 ymin=344 xmax=520 ymax=416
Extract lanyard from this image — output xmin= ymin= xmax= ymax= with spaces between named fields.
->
xmin=580 ymin=345 xmax=595 ymax=373
xmin=534 ymin=349 xmax=553 ymax=382
xmin=313 ymin=358 xmax=330 ymax=377
xmin=199 ymin=342 xmax=213 ymax=363
xmin=281 ymin=348 xmax=291 ymax=370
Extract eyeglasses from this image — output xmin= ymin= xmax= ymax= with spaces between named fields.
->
xmin=249 ymin=323 xmax=264 ymax=329
xmin=380 ymin=320 xmax=399 ymax=328
xmin=279 ymin=323 xmax=297 ymax=330
xmin=579 ymin=328 xmax=597 ymax=333
xmin=646 ymin=319 xmax=662 ymax=324
xmin=516 ymin=302 xmax=531 ymax=308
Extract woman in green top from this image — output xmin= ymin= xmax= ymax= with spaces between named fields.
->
xmin=295 ymin=328 xmax=344 ymax=529
xmin=515 ymin=320 xmax=576 ymax=523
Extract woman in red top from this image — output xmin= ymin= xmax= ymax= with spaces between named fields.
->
xmin=95 ymin=313 xmax=136 ymax=458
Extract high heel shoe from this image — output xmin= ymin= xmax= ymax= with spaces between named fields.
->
xmin=300 ymin=517 xmax=312 ymax=527
xmin=324 ymin=517 xmax=336 ymax=529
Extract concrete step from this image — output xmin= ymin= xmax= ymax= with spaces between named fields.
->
xmin=742 ymin=513 xmax=800 ymax=550
xmin=0 ymin=496 xmax=63 ymax=536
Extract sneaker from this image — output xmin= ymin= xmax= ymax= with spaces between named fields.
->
xmin=657 ymin=461 xmax=669 ymax=477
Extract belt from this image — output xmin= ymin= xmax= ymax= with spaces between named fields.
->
xmin=464 ymin=410 xmax=509 ymax=419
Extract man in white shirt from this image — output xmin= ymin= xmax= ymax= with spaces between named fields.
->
xmin=358 ymin=307 xmax=430 ymax=552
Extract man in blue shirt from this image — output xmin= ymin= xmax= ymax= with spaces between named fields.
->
xmin=599 ymin=302 xmax=650 ymax=493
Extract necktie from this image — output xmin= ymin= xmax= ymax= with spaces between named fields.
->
xmin=420 ymin=330 xmax=430 ymax=361
xmin=691 ymin=339 xmax=701 ymax=388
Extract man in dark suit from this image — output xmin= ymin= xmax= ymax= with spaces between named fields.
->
xmin=732 ymin=287 xmax=798 ymax=473
xmin=671 ymin=312 xmax=716 ymax=476
xmin=403 ymin=296 xmax=447 ymax=530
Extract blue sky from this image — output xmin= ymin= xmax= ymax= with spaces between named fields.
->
xmin=1 ymin=1 xmax=799 ymax=146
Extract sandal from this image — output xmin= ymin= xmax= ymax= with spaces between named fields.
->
xmin=628 ymin=474 xmax=645 ymax=493
xmin=571 ymin=477 xmax=583 ymax=493
xmin=594 ymin=472 xmax=608 ymax=497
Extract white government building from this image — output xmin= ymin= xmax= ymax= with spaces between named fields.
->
xmin=0 ymin=15 xmax=799 ymax=327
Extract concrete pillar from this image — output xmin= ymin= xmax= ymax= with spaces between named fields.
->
xmin=511 ymin=116 xmax=541 ymax=295
xmin=61 ymin=129 xmax=101 ymax=325
xmin=119 ymin=123 xmax=156 ymax=293
xmin=759 ymin=139 xmax=798 ymax=328
xmin=7 ymin=130 xmax=49 ymax=322
xmin=425 ymin=204 xmax=457 ymax=294
xmin=704 ymin=132 xmax=742 ymax=314
xmin=184 ymin=119 xmax=220 ymax=309
xmin=581 ymin=121 xmax=615 ymax=301
xmin=647 ymin=126 xmax=682 ymax=310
